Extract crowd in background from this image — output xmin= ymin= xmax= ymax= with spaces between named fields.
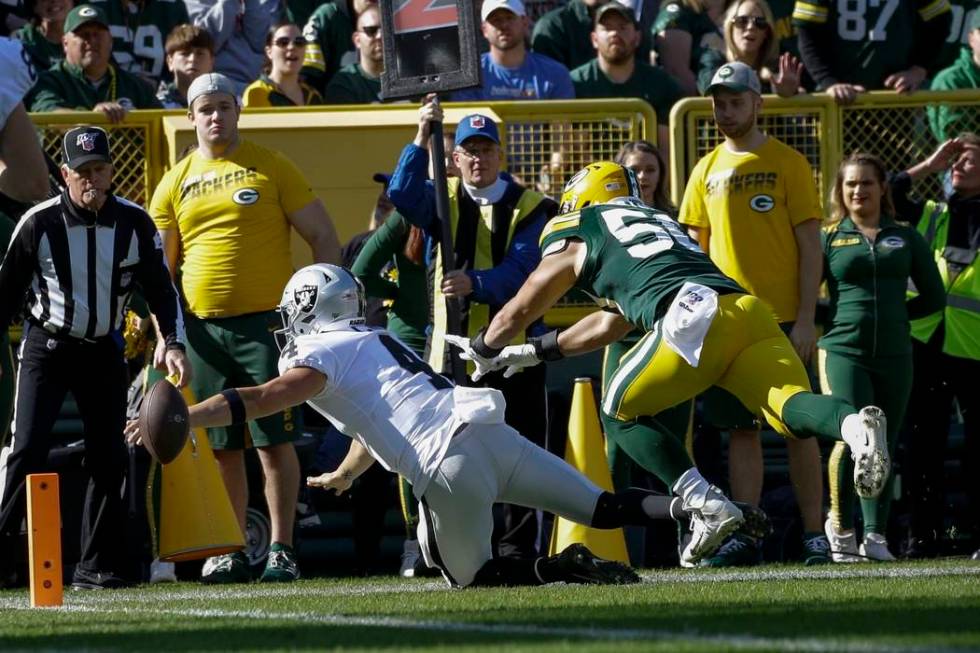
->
xmin=0 ymin=0 xmax=977 ymax=585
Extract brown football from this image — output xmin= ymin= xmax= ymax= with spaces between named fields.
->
xmin=138 ymin=380 xmax=190 ymax=464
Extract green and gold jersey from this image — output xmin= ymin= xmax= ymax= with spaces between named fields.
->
xmin=540 ymin=200 xmax=744 ymax=332
xmin=92 ymin=0 xmax=190 ymax=81
xmin=792 ymin=0 xmax=951 ymax=88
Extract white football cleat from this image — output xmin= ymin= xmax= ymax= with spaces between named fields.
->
xmin=860 ymin=533 xmax=897 ymax=561
xmin=681 ymin=485 xmax=743 ymax=566
xmin=823 ymin=518 xmax=862 ymax=563
xmin=841 ymin=406 xmax=890 ymax=499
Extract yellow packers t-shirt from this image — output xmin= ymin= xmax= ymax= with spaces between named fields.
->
xmin=150 ymin=140 xmax=316 ymax=318
xmin=678 ymin=137 xmax=821 ymax=322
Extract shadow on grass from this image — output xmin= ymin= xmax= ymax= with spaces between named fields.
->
xmin=0 ymin=596 xmax=977 ymax=650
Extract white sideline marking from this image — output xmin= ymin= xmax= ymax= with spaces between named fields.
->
xmin=0 ymin=603 xmax=960 ymax=653
xmin=639 ymin=564 xmax=980 ymax=584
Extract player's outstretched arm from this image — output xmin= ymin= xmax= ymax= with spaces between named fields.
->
xmin=189 ymin=366 xmax=326 ymax=429
xmin=307 ymin=440 xmax=375 ymax=495
xmin=556 ymin=310 xmax=634 ymax=357
xmin=482 ymin=242 xmax=582 ymax=350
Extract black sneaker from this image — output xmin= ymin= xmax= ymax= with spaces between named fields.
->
xmin=71 ymin=568 xmax=130 ymax=590
xmin=544 ymin=544 xmax=640 ymax=585
xmin=260 ymin=544 xmax=300 ymax=583
xmin=201 ymin=551 xmax=252 ymax=584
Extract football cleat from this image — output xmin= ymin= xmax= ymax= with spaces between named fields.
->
xmin=824 ymin=518 xmax=862 ymax=563
xmin=841 ymin=407 xmax=890 ymax=499
xmin=681 ymin=486 xmax=744 ymax=566
xmin=733 ymin=501 xmax=772 ymax=540
xmin=544 ymin=544 xmax=640 ymax=585
xmin=698 ymin=533 xmax=762 ymax=568
xmin=860 ymin=533 xmax=896 ymax=562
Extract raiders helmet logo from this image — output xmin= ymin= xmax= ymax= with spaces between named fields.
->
xmin=76 ymin=132 xmax=98 ymax=151
xmin=294 ymin=284 xmax=318 ymax=312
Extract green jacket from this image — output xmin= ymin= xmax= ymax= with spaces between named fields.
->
xmin=570 ymin=59 xmax=682 ymax=126
xmin=819 ymin=215 xmax=945 ymax=358
xmin=928 ymin=47 xmax=980 ymax=141
xmin=28 ymin=61 xmax=162 ymax=112
xmin=350 ymin=213 xmax=429 ymax=357
xmin=324 ymin=63 xmax=382 ymax=104
xmin=15 ymin=23 xmax=63 ymax=70
xmin=910 ymin=200 xmax=980 ymax=360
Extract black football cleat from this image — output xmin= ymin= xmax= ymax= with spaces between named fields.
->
xmin=733 ymin=501 xmax=773 ymax=541
xmin=544 ymin=544 xmax=640 ymax=585
xmin=71 ymin=568 xmax=130 ymax=590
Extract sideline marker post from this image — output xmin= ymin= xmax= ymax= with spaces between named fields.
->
xmin=27 ymin=473 xmax=62 ymax=607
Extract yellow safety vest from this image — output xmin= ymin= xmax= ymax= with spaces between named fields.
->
xmin=428 ymin=177 xmax=548 ymax=373
xmin=909 ymin=200 xmax=980 ymax=360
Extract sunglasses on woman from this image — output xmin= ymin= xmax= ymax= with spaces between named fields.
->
xmin=274 ymin=36 xmax=307 ymax=48
xmin=731 ymin=15 xmax=768 ymax=29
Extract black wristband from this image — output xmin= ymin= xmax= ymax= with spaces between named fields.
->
xmin=221 ymin=388 xmax=247 ymax=425
xmin=470 ymin=328 xmax=503 ymax=358
xmin=531 ymin=330 xmax=563 ymax=361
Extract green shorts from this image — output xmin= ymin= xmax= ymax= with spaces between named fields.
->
xmin=185 ymin=310 xmax=299 ymax=450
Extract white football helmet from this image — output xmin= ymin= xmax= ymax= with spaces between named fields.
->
xmin=276 ymin=264 xmax=366 ymax=349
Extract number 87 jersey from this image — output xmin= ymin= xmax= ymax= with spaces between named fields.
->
xmin=539 ymin=199 xmax=745 ymax=333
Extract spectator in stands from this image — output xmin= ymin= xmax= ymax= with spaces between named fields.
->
xmin=186 ymin=0 xmax=278 ymax=97
xmin=149 ymin=72 xmax=341 ymax=584
xmin=936 ymin=0 xmax=979 ymax=71
xmin=697 ymin=0 xmax=804 ymax=96
xmin=571 ymin=2 xmax=682 ymax=156
xmin=14 ymin=0 xmax=72 ymax=70
xmin=29 ymin=4 xmax=162 ymax=121
xmin=653 ymin=0 xmax=728 ymax=97
xmin=387 ymin=96 xmax=557 ymax=562
xmin=679 ymin=63 xmax=831 ymax=567
xmin=929 ymin=11 xmax=980 ymax=141
xmin=157 ymin=24 xmax=214 ymax=109
xmin=97 ymin=0 xmax=190 ymax=86
xmin=453 ymin=0 xmax=574 ymax=101
xmin=893 ymin=136 xmax=980 ymax=562
xmin=243 ymin=22 xmax=322 ymax=106
xmin=301 ymin=0 xmax=373 ymax=95
xmin=792 ymin=0 xmax=952 ymax=104
xmin=615 ymin=139 xmax=673 ymax=213
xmin=532 ymin=0 xmax=658 ymax=71
xmin=820 ymin=153 xmax=945 ymax=563
xmin=284 ymin=0 xmax=323 ymax=30
xmin=323 ymin=4 xmax=384 ymax=104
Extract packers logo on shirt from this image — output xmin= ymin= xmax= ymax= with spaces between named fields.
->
xmin=749 ymin=194 xmax=774 ymax=212
xmin=880 ymin=236 xmax=905 ymax=249
xmin=232 ymin=188 xmax=260 ymax=205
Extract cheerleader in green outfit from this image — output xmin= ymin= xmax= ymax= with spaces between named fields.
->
xmin=820 ymin=154 xmax=946 ymax=561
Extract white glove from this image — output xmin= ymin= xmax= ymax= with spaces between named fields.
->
xmin=443 ymin=333 xmax=502 ymax=382
xmin=497 ymin=344 xmax=542 ymax=378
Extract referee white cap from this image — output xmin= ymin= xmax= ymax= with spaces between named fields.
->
xmin=187 ymin=73 xmax=239 ymax=109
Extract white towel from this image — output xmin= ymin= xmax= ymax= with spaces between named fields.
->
xmin=661 ymin=282 xmax=719 ymax=368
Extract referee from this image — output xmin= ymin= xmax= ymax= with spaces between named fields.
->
xmin=0 ymin=126 xmax=190 ymax=590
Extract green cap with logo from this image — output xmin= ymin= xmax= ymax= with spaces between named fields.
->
xmin=64 ymin=4 xmax=110 ymax=33
xmin=706 ymin=62 xmax=762 ymax=96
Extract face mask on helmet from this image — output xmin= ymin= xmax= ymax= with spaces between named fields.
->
xmin=275 ymin=264 xmax=366 ymax=351
xmin=558 ymin=162 xmax=641 ymax=214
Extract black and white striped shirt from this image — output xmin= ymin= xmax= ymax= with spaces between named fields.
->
xmin=0 ymin=190 xmax=185 ymax=345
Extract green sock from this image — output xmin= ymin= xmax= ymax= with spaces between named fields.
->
xmin=780 ymin=392 xmax=855 ymax=442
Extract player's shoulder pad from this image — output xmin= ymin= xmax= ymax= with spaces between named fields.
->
xmin=539 ymin=210 xmax=582 ymax=248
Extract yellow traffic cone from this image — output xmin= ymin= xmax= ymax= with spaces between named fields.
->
xmin=156 ymin=384 xmax=245 ymax=562
xmin=548 ymin=377 xmax=629 ymax=563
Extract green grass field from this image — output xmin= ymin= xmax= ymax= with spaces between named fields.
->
xmin=1 ymin=561 xmax=979 ymax=652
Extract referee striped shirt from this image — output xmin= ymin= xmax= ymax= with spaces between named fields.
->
xmin=0 ymin=190 xmax=185 ymax=345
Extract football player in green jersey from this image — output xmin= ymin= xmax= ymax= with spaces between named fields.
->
xmin=448 ymin=162 xmax=893 ymax=564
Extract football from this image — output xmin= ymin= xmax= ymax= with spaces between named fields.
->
xmin=138 ymin=380 xmax=190 ymax=464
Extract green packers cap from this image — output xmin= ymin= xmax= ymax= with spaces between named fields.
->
xmin=594 ymin=1 xmax=637 ymax=25
xmin=707 ymin=61 xmax=762 ymax=96
xmin=64 ymin=4 xmax=109 ymax=33
xmin=970 ymin=10 xmax=980 ymax=31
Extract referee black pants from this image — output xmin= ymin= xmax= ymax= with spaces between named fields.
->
xmin=0 ymin=325 xmax=129 ymax=575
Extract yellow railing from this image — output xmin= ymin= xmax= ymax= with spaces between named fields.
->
xmin=669 ymin=89 xmax=980 ymax=209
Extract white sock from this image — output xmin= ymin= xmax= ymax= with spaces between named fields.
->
xmin=671 ymin=467 xmax=711 ymax=510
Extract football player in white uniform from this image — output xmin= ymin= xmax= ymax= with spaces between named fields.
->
xmin=0 ymin=36 xmax=48 ymax=208
xmin=137 ymin=264 xmax=758 ymax=587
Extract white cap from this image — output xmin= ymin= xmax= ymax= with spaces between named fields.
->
xmin=481 ymin=0 xmax=525 ymax=22
xmin=187 ymin=73 xmax=238 ymax=108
